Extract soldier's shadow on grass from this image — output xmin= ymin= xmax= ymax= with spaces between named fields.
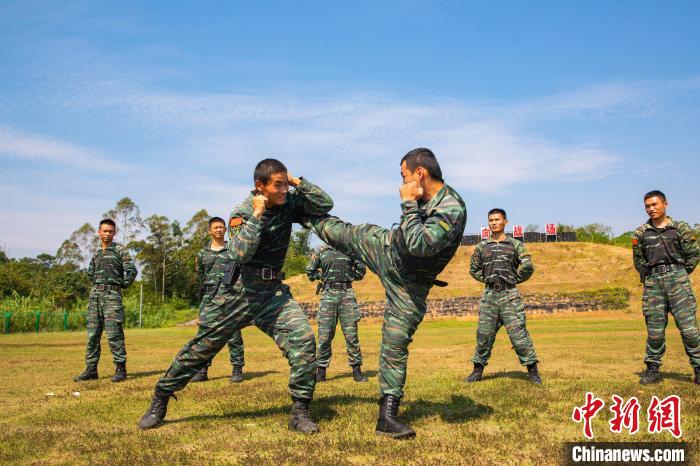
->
xmin=327 ymin=370 xmax=378 ymax=381
xmin=402 ymin=395 xmax=493 ymax=423
xmin=482 ymin=370 xmax=529 ymax=381
xmin=635 ymin=370 xmax=695 ymax=384
xmin=208 ymin=370 xmax=280 ymax=382
xmin=128 ymin=370 xmax=164 ymax=379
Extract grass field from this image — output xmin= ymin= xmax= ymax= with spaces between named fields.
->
xmin=1 ymin=312 xmax=698 ymax=465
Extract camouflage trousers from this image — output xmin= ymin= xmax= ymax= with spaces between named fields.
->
xmin=198 ymin=293 xmax=245 ymax=368
xmin=643 ymin=268 xmax=700 ymax=369
xmin=316 ymin=288 xmax=363 ymax=368
xmin=304 ymin=216 xmax=431 ymax=398
xmin=156 ymin=277 xmax=316 ymax=399
xmin=84 ymin=288 xmax=126 ymax=367
xmin=471 ymin=288 xmax=538 ymax=367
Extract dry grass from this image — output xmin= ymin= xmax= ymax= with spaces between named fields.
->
xmin=288 ymin=243 xmax=699 ymax=309
xmin=1 ymin=311 xmax=699 ymax=465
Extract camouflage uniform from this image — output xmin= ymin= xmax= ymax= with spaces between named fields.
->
xmin=195 ymin=243 xmax=244 ymax=369
xmin=306 ymin=246 xmax=367 ymax=368
xmin=302 ymin=184 xmax=467 ymax=398
xmin=469 ymin=237 xmax=537 ymax=367
xmin=632 ymin=217 xmax=700 ymax=369
xmin=155 ymin=178 xmax=332 ymax=400
xmin=84 ymin=243 xmax=137 ymax=368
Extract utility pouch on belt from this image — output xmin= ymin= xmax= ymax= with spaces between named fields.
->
xmin=222 ymin=263 xmax=241 ymax=286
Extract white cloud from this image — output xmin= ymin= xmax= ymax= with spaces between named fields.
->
xmin=0 ymin=126 xmax=125 ymax=170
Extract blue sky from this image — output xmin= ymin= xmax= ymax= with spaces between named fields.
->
xmin=1 ymin=1 xmax=699 ymax=258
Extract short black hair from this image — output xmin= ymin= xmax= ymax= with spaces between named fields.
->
xmin=99 ymin=219 xmax=116 ymax=229
xmin=400 ymin=148 xmax=444 ymax=182
xmin=644 ymin=190 xmax=666 ymax=202
xmin=487 ymin=208 xmax=507 ymax=220
xmin=208 ymin=217 xmax=225 ymax=228
xmin=254 ymin=158 xmax=287 ymax=184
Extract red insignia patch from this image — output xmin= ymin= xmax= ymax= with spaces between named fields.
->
xmin=632 ymin=238 xmax=638 ymax=247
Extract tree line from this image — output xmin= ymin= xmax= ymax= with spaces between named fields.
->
xmin=0 ymin=197 xmax=311 ymax=312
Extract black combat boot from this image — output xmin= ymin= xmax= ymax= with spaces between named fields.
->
xmin=693 ymin=367 xmax=699 ymax=385
xmin=464 ymin=363 xmax=484 ymax=383
xmin=191 ymin=366 xmax=208 ymax=382
xmin=111 ymin=362 xmax=127 ymax=383
xmin=376 ymin=395 xmax=416 ymax=439
xmin=74 ymin=366 xmax=98 ymax=382
xmin=316 ymin=366 xmax=326 ymax=382
xmin=288 ymin=398 xmax=319 ymax=434
xmin=138 ymin=388 xmax=177 ymax=429
xmin=352 ymin=365 xmax=368 ymax=382
xmin=640 ymin=363 xmax=661 ymax=385
xmin=230 ymin=365 xmax=244 ymax=383
xmin=527 ymin=363 xmax=542 ymax=385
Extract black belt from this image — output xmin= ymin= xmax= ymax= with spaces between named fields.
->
xmin=240 ymin=265 xmax=285 ymax=281
xmin=325 ymin=282 xmax=352 ymax=291
xmin=649 ymin=263 xmax=682 ymax=275
xmin=486 ymin=282 xmax=515 ymax=292
xmin=93 ymin=284 xmax=121 ymax=291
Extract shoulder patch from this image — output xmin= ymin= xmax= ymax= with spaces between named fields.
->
xmin=632 ymin=238 xmax=639 ymax=247
xmin=229 ymin=217 xmax=243 ymax=235
xmin=438 ymin=219 xmax=452 ymax=233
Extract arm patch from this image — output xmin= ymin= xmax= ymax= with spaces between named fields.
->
xmin=438 ymin=219 xmax=452 ymax=233
xmin=229 ymin=217 xmax=243 ymax=236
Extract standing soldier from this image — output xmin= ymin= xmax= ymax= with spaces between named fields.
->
xmin=301 ymin=148 xmax=467 ymax=439
xmin=306 ymin=245 xmax=368 ymax=383
xmin=464 ymin=209 xmax=540 ymax=385
xmin=74 ymin=219 xmax=137 ymax=382
xmin=138 ymin=159 xmax=333 ymax=433
xmin=632 ymin=190 xmax=700 ymax=385
xmin=190 ymin=217 xmax=246 ymax=383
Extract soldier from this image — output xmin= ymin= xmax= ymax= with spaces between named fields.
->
xmin=190 ymin=217 xmax=246 ymax=383
xmin=301 ymin=148 xmax=467 ymax=439
xmin=74 ymin=219 xmax=137 ymax=382
xmin=138 ymin=159 xmax=332 ymax=433
xmin=464 ymin=208 xmax=540 ymax=384
xmin=632 ymin=190 xmax=700 ymax=385
xmin=306 ymin=245 xmax=368 ymax=383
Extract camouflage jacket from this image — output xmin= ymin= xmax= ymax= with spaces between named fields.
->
xmin=87 ymin=242 xmax=137 ymax=288
xmin=392 ymin=183 xmax=467 ymax=284
xmin=632 ymin=217 xmax=699 ymax=279
xmin=469 ymin=237 xmax=534 ymax=285
xmin=196 ymin=242 xmax=231 ymax=286
xmin=228 ymin=178 xmax=333 ymax=271
xmin=306 ymin=246 xmax=366 ymax=284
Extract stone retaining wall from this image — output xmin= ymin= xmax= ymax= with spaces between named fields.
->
xmin=299 ymin=293 xmax=623 ymax=320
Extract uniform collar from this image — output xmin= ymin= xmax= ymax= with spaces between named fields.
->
xmin=485 ymin=236 xmax=513 ymax=244
xmin=208 ymin=241 xmax=228 ymax=252
xmin=646 ymin=216 xmax=677 ymax=231
xmin=420 ymin=184 xmax=448 ymax=211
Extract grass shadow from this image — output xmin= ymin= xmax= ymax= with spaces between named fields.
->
xmin=402 ymin=394 xmax=493 ymax=423
xmin=327 ymin=370 xmax=378 ymax=381
xmin=482 ymin=370 xmax=529 ymax=381
xmin=128 ymin=370 xmax=164 ymax=379
xmin=208 ymin=370 xmax=280 ymax=382
xmin=634 ymin=370 xmax=695 ymax=384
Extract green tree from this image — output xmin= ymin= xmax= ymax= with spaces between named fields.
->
xmin=56 ymin=239 xmax=83 ymax=266
xmin=68 ymin=223 xmax=99 ymax=269
xmin=133 ymin=215 xmax=179 ymax=301
xmin=525 ymin=224 xmax=540 ymax=233
xmin=103 ymin=197 xmax=144 ymax=245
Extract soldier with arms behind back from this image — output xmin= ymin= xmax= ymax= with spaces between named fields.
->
xmin=632 ymin=190 xmax=700 ymax=385
xmin=306 ymin=245 xmax=368 ymax=382
xmin=74 ymin=219 xmax=137 ymax=383
xmin=190 ymin=216 xmax=246 ymax=383
xmin=465 ymin=208 xmax=540 ymax=384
